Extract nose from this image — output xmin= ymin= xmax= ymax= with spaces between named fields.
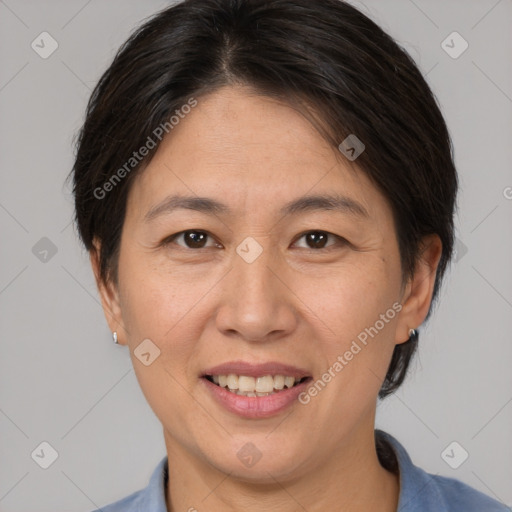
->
xmin=214 ymin=243 xmax=298 ymax=343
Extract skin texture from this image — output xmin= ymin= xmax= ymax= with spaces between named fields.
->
xmin=91 ymin=85 xmax=442 ymax=512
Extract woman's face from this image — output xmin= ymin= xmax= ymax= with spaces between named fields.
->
xmin=94 ymin=85 xmax=438 ymax=482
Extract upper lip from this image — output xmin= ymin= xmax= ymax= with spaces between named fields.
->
xmin=202 ymin=360 xmax=311 ymax=379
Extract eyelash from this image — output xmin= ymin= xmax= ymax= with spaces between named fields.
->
xmin=161 ymin=230 xmax=349 ymax=252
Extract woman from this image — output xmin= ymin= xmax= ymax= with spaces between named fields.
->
xmin=70 ymin=0 xmax=508 ymax=510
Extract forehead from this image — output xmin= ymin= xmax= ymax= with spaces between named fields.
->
xmin=126 ymin=86 xmax=390 ymax=223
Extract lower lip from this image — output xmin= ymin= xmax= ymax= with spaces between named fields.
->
xmin=202 ymin=377 xmax=310 ymax=419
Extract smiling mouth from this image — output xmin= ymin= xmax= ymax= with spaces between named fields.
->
xmin=204 ymin=374 xmax=311 ymax=397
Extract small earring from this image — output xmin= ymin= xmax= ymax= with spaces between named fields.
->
xmin=112 ymin=331 xmax=119 ymax=344
xmin=408 ymin=328 xmax=417 ymax=339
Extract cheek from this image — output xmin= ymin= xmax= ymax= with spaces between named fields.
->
xmin=117 ymin=254 xmax=210 ymax=439
xmin=307 ymin=254 xmax=400 ymax=337
xmin=118 ymin=241 xmax=208 ymax=342
xmin=302 ymin=255 xmax=401 ymax=395
xmin=115 ymin=246 xmax=205 ymax=409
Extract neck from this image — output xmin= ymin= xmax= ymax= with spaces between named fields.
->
xmin=164 ymin=424 xmax=400 ymax=512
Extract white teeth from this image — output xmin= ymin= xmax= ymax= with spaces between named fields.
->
xmin=284 ymin=376 xmax=295 ymax=388
xmin=226 ymin=374 xmax=239 ymax=390
xmin=274 ymin=375 xmax=285 ymax=390
xmin=255 ymin=375 xmax=274 ymax=393
xmin=238 ymin=376 xmax=256 ymax=392
xmin=209 ymin=374 xmax=304 ymax=396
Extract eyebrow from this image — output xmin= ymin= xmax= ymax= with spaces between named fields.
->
xmin=143 ymin=193 xmax=369 ymax=222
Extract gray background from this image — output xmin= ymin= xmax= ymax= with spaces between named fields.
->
xmin=0 ymin=0 xmax=511 ymax=510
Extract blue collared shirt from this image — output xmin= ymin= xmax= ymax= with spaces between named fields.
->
xmin=91 ymin=430 xmax=509 ymax=511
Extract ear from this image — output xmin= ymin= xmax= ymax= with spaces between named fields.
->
xmin=90 ymin=239 xmax=128 ymax=345
xmin=395 ymin=234 xmax=443 ymax=344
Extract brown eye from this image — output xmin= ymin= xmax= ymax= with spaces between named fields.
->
xmin=294 ymin=231 xmax=346 ymax=250
xmin=183 ymin=231 xmax=208 ymax=248
xmin=165 ymin=230 xmax=219 ymax=249
xmin=305 ymin=232 xmax=328 ymax=249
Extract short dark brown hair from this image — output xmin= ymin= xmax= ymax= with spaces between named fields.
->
xmin=70 ymin=0 xmax=458 ymax=399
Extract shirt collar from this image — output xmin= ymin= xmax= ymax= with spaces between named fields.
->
xmin=376 ymin=429 xmax=448 ymax=511
xmin=137 ymin=454 xmax=168 ymax=511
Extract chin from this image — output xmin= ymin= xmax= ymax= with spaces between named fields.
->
xmin=203 ymin=437 xmax=308 ymax=483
